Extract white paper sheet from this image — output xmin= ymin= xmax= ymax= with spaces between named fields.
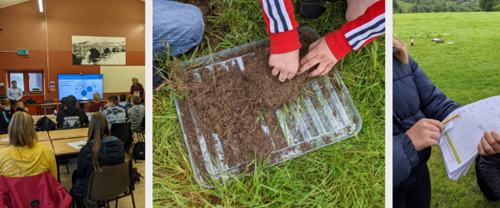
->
xmin=438 ymin=96 xmax=500 ymax=180
xmin=67 ymin=140 xmax=86 ymax=150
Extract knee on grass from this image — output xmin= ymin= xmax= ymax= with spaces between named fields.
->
xmin=345 ymin=0 xmax=378 ymax=22
xmin=153 ymin=1 xmax=205 ymax=56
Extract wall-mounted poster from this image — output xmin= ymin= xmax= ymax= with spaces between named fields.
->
xmin=72 ymin=36 xmax=126 ymax=65
xmin=49 ymin=81 xmax=56 ymax=91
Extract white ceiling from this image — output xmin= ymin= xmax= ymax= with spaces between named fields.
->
xmin=0 ymin=0 xmax=30 ymax=9
xmin=0 ymin=0 xmax=144 ymax=9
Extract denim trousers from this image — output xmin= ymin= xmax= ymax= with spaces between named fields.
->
xmin=153 ymin=0 xmax=204 ymax=56
xmin=153 ymin=0 xmax=204 ymax=89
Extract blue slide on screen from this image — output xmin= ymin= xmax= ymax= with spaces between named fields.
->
xmin=58 ymin=74 xmax=103 ymax=100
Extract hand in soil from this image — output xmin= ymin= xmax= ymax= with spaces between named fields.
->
xmin=478 ymin=131 xmax=500 ymax=156
xmin=298 ymin=37 xmax=337 ymax=77
xmin=268 ymin=49 xmax=300 ymax=82
xmin=406 ymin=118 xmax=443 ymax=151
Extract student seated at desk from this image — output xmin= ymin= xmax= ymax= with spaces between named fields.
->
xmin=118 ymin=93 xmax=127 ymax=107
xmin=15 ymin=100 xmax=29 ymax=113
xmin=127 ymin=95 xmax=145 ymax=131
xmin=0 ymin=98 xmax=11 ymax=134
xmin=103 ymin=94 xmax=125 ymax=127
xmin=0 ymin=112 xmax=57 ymax=180
xmin=56 ymin=95 xmax=89 ymax=128
xmin=123 ymin=94 xmax=133 ymax=114
xmin=2 ymin=98 xmax=15 ymax=116
xmin=88 ymin=92 xmax=105 ymax=112
xmin=69 ymin=112 xmax=125 ymax=203
xmin=58 ymin=97 xmax=67 ymax=111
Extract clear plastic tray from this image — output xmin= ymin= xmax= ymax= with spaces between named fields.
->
xmin=174 ymin=27 xmax=362 ymax=188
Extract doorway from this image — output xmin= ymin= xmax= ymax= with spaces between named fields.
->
xmin=7 ymin=70 xmax=44 ymax=114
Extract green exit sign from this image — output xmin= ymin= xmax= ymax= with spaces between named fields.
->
xmin=17 ymin=49 xmax=28 ymax=55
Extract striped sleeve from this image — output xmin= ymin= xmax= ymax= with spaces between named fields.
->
xmin=324 ymin=0 xmax=385 ymax=61
xmin=260 ymin=0 xmax=301 ymax=54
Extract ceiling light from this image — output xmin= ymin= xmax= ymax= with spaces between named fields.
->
xmin=38 ymin=0 xmax=43 ymax=13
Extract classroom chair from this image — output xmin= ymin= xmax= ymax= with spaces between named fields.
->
xmin=133 ymin=116 xmax=145 ymax=141
xmin=80 ymin=160 xmax=136 ymax=208
xmin=0 ymin=172 xmax=72 ymax=207
xmin=42 ymin=99 xmax=55 ymax=115
xmin=110 ymin=122 xmax=134 ymax=153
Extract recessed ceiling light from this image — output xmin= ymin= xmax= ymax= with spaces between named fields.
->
xmin=38 ymin=0 xmax=43 ymax=13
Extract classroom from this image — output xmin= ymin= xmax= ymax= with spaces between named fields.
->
xmin=0 ymin=0 xmax=145 ymax=207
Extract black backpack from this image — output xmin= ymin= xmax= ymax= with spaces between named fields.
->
xmin=132 ymin=142 xmax=145 ymax=161
xmin=35 ymin=116 xmax=56 ymax=131
xmin=25 ymin=98 xmax=37 ymax=104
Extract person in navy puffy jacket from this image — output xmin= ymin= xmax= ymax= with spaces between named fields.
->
xmin=392 ymin=36 xmax=500 ymax=207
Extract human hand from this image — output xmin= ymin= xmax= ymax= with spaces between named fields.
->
xmin=268 ymin=49 xmax=300 ymax=82
xmin=406 ymin=118 xmax=443 ymax=151
xmin=298 ymin=37 xmax=337 ymax=77
xmin=25 ymin=107 xmax=29 ymax=112
xmin=478 ymin=131 xmax=500 ymax=156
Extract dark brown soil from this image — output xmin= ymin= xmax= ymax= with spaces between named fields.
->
xmin=181 ymin=0 xmax=228 ymax=55
xmin=180 ymin=32 xmax=319 ymax=175
xmin=189 ymin=0 xmax=214 ymax=24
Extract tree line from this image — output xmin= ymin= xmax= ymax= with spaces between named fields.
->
xmin=393 ymin=0 xmax=500 ymax=13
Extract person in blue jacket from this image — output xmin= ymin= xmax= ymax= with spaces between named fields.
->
xmin=392 ymin=36 xmax=500 ymax=207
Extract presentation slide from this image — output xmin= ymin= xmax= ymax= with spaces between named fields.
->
xmin=58 ymin=74 xmax=103 ymax=100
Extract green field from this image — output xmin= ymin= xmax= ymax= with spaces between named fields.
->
xmin=394 ymin=12 xmax=500 ymax=207
xmin=153 ymin=0 xmax=385 ymax=207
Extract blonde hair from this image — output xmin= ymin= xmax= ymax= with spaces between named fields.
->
xmin=132 ymin=77 xmax=139 ymax=84
xmin=87 ymin=112 xmax=111 ymax=172
xmin=8 ymin=112 xmax=38 ymax=148
xmin=126 ymin=94 xmax=133 ymax=102
xmin=93 ymin=92 xmax=101 ymax=102
xmin=1 ymin=98 xmax=9 ymax=106
xmin=393 ymin=35 xmax=409 ymax=65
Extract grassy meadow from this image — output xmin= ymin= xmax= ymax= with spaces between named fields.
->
xmin=153 ymin=0 xmax=385 ymax=207
xmin=394 ymin=12 xmax=500 ymax=207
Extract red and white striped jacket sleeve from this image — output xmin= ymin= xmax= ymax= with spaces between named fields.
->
xmin=325 ymin=0 xmax=385 ymax=61
xmin=259 ymin=0 xmax=385 ymax=60
xmin=259 ymin=0 xmax=301 ymax=54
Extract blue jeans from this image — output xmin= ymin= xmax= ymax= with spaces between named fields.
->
xmin=153 ymin=0 xmax=204 ymax=56
xmin=153 ymin=0 xmax=204 ymax=89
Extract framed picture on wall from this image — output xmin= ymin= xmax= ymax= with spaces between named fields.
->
xmin=72 ymin=36 xmax=126 ymax=65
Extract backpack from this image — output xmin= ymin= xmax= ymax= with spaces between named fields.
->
xmin=132 ymin=142 xmax=145 ymax=161
xmin=25 ymin=98 xmax=36 ymax=104
xmin=35 ymin=116 xmax=56 ymax=131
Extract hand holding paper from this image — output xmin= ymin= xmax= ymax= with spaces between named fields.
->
xmin=478 ymin=131 xmax=500 ymax=156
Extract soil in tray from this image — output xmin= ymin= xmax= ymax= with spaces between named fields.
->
xmin=180 ymin=31 xmax=319 ymax=175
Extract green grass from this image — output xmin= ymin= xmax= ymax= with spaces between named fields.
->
xmin=395 ymin=12 xmax=500 ymax=207
xmin=153 ymin=0 xmax=385 ymax=207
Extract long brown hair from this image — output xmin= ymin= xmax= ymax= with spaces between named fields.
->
xmin=8 ymin=112 xmax=38 ymax=148
xmin=87 ymin=112 xmax=111 ymax=172
xmin=393 ymin=35 xmax=409 ymax=65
